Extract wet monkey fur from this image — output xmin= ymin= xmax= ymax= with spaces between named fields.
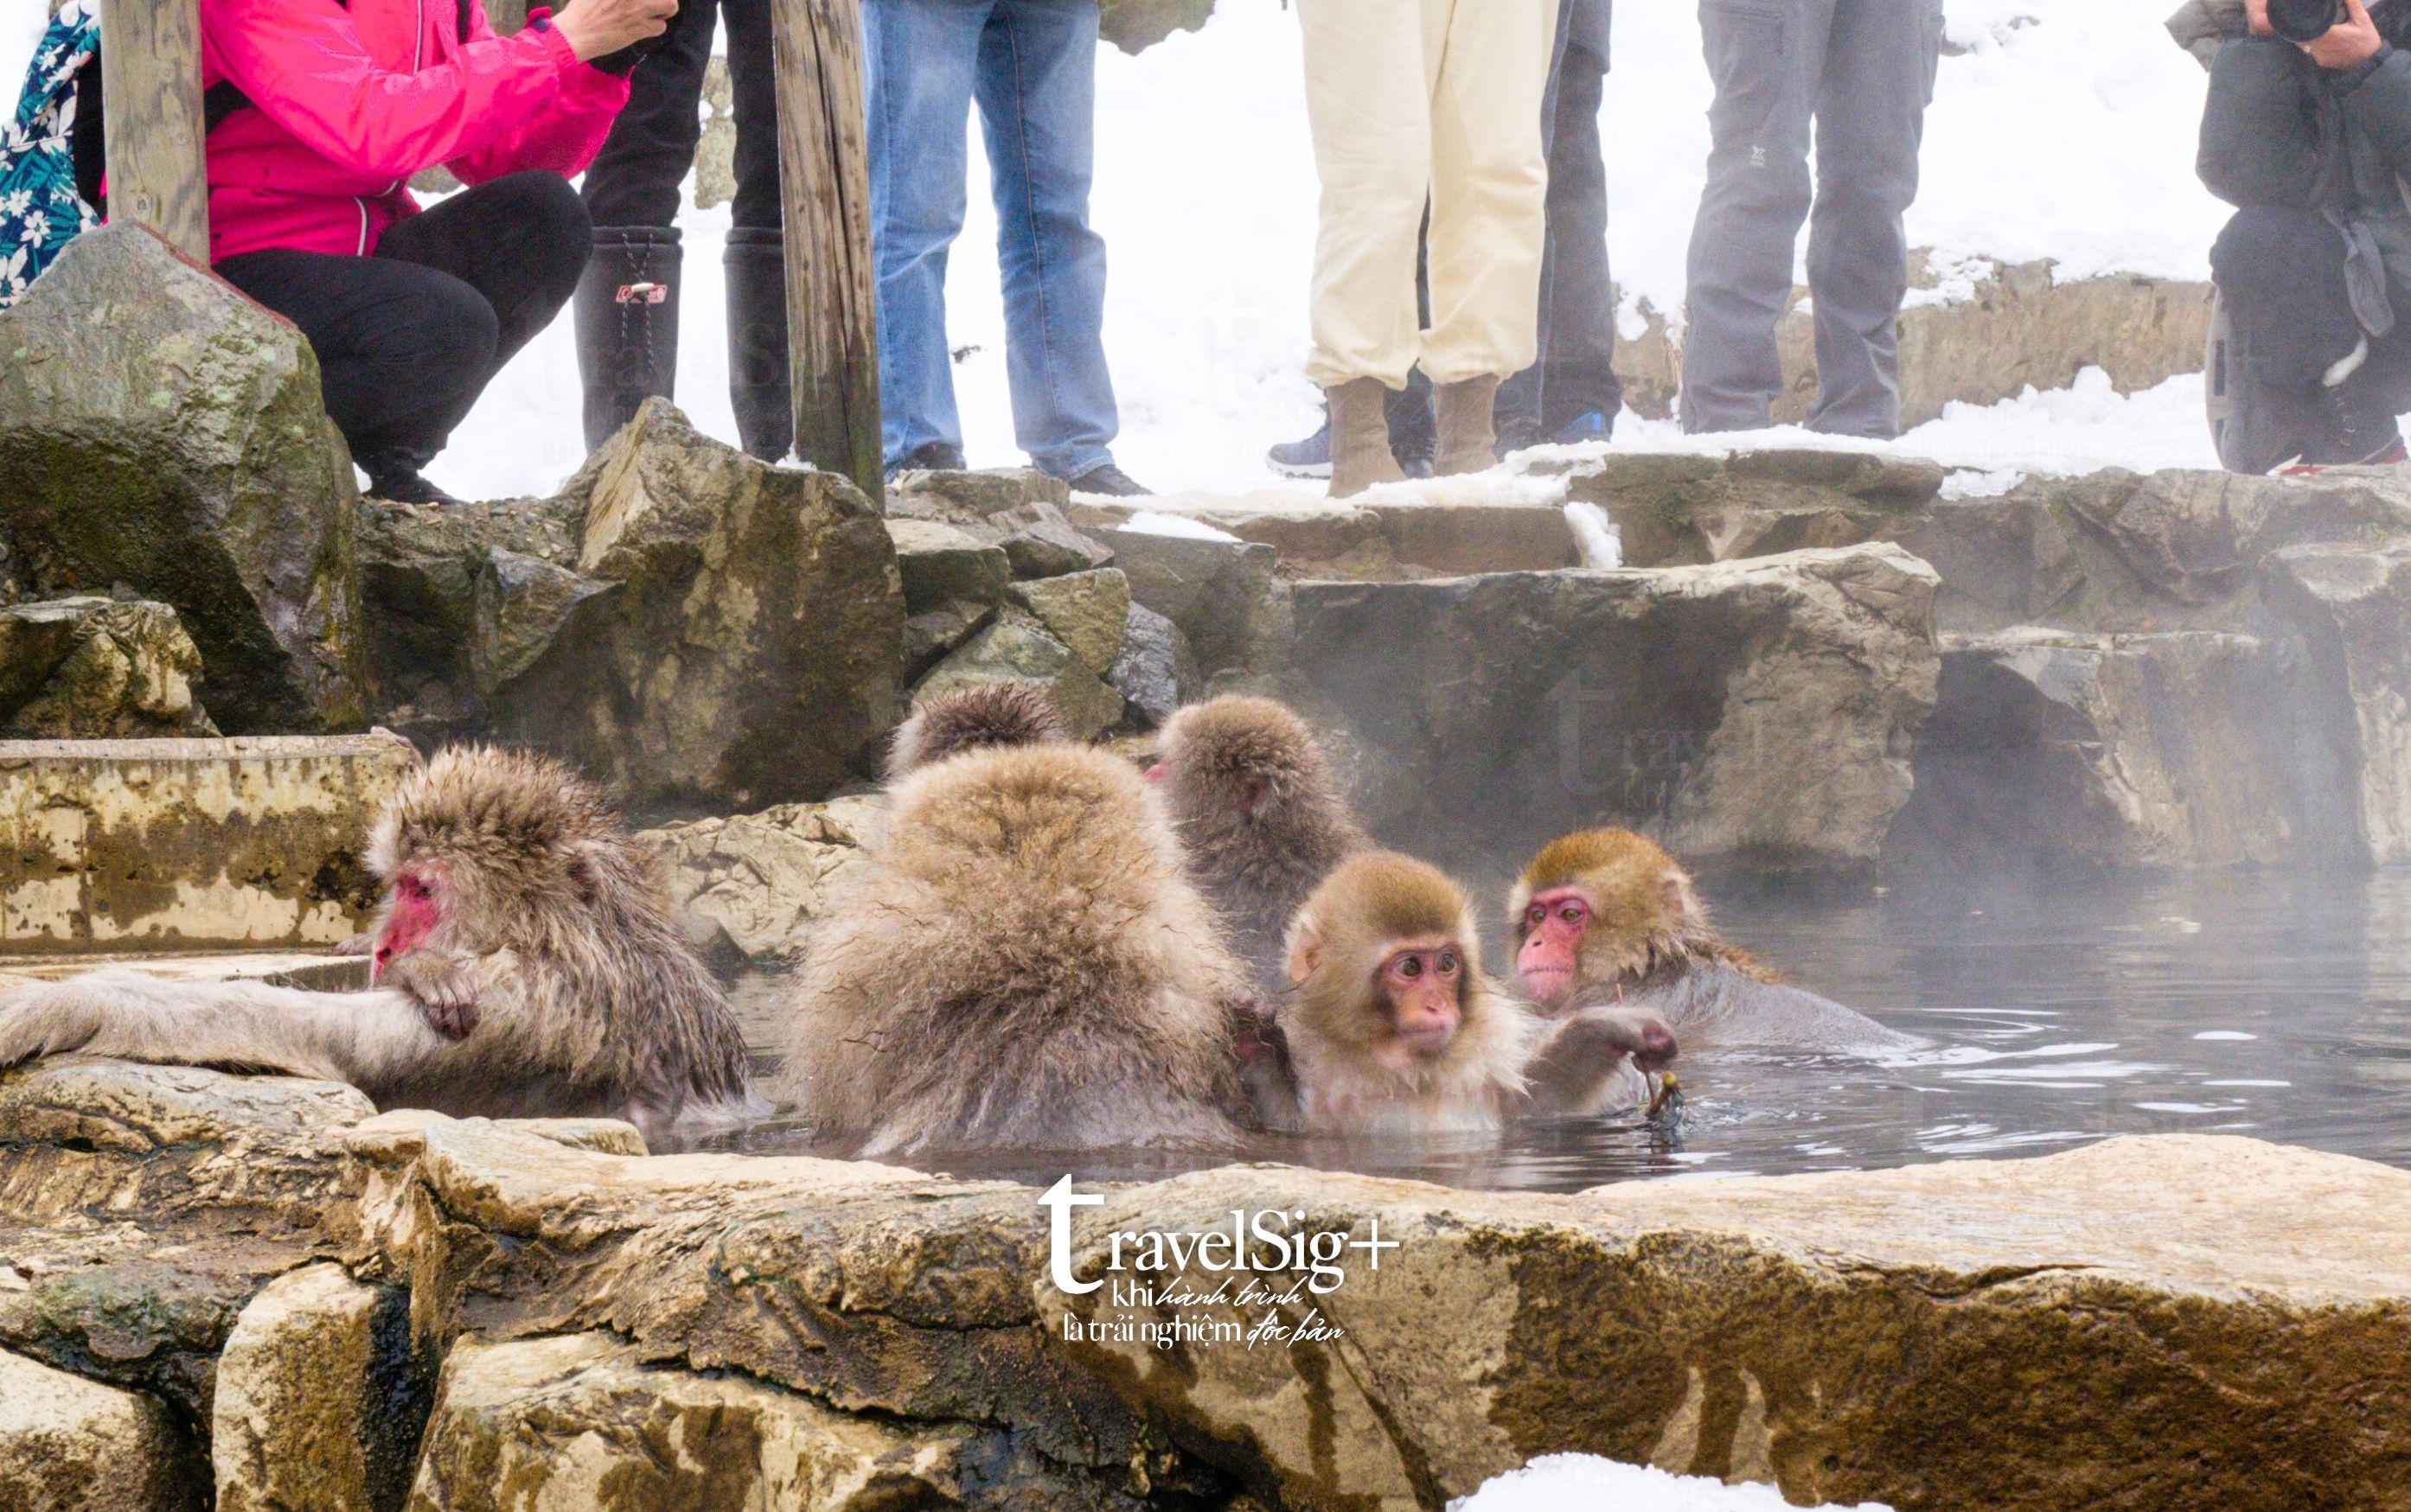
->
xmin=1150 ymin=696 xmax=1367 ymax=992
xmin=0 ymin=748 xmax=758 ymax=1142
xmin=1512 ymin=827 xmax=1927 ymax=1055
xmin=783 ymin=712 xmax=1253 ymax=1158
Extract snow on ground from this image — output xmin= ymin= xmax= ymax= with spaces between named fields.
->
xmin=2 ymin=0 xmax=2231 ymax=499
xmin=1451 ymin=1455 xmax=1894 ymax=1512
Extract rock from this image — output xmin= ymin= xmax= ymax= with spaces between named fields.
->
xmin=1045 ymin=1135 xmax=2411 ymax=1511
xmin=1887 ymin=628 xmax=2350 ymax=871
xmin=1071 ymin=498 xmax=1576 ymax=580
xmin=885 ymin=519 xmax=1010 ymax=613
xmin=1084 ymin=526 xmax=1283 ymax=685
xmin=693 ymin=56 xmax=737 ymax=212
xmin=0 ymin=1348 xmax=204 ymax=1512
xmin=407 ymin=1332 xmax=1116 ymax=1512
xmin=1099 ymin=0 xmax=1214 ymax=52
xmin=482 ymin=401 xmax=906 ymax=813
xmin=913 ymin=609 xmax=1123 ymax=741
xmin=467 ymin=549 xmax=611 ymax=693
xmin=1564 ymin=448 xmax=1944 ymax=569
xmin=1105 ymin=603 xmax=1199 ymax=730
xmin=885 ymin=467 xmax=1069 ymax=523
xmin=1286 ymin=546 xmax=1939 ymax=874
xmin=1888 ymin=489 xmax=2086 ymax=628
xmin=0 ymin=734 xmax=416 ymax=954
xmin=1614 ymin=257 xmax=2211 ymax=429
xmin=213 ymin=1264 xmax=428 ymax=1512
xmin=0 ymin=225 xmax=368 ymax=732
xmin=1007 ymin=568 xmax=1131 ymax=674
xmin=900 ymin=598 xmax=996 ymax=682
xmin=2264 ymin=540 xmax=2411 ymax=864
xmin=636 ymin=795 xmax=886 ymax=964
xmin=998 ymin=501 xmax=1117 ymax=579
xmin=0 ymin=598 xmax=214 ymax=737
xmin=0 ymin=953 xmax=368 ymax=994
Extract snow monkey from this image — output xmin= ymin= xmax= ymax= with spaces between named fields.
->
xmin=1512 ymin=828 xmax=1928 ymax=1055
xmin=1149 ymin=695 xmax=1368 ymax=993
xmin=782 ymin=727 xmax=1253 ymax=1158
xmin=886 ymin=681 xmax=1070 ymax=779
xmin=0 ymin=748 xmax=758 ymax=1143
xmin=1272 ymin=852 xmax=1675 ymax=1134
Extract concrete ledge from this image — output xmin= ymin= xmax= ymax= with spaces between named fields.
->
xmin=0 ymin=735 xmax=414 ymax=954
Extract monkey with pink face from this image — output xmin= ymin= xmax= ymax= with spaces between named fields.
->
xmin=0 ymin=748 xmax=759 ymax=1144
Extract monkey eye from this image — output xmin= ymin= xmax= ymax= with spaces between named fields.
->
xmin=1436 ymin=950 xmax=1461 ymax=977
xmin=1396 ymin=954 xmax=1423 ymax=979
xmin=1558 ymin=903 xmax=1586 ymax=923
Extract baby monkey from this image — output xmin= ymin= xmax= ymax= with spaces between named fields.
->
xmin=1272 ymin=852 xmax=1676 ymax=1135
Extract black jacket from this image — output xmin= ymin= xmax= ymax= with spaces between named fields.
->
xmin=2198 ymin=35 xmax=2411 ymax=218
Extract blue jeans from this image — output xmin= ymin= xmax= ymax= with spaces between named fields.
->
xmin=864 ymin=0 xmax=1120 ymax=479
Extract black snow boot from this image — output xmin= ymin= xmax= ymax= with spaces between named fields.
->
xmin=2299 ymin=362 xmax=2410 ymax=469
xmin=575 ymin=226 xmax=683 ymax=453
xmin=723 ymin=226 xmax=794 ymax=463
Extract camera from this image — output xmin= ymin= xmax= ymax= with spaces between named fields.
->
xmin=2267 ymin=0 xmax=2349 ymax=42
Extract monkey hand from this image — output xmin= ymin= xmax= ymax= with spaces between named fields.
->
xmin=404 ymin=958 xmax=482 ymax=1040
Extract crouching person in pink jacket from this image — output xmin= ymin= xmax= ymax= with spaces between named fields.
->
xmin=201 ymin=0 xmax=672 ymax=501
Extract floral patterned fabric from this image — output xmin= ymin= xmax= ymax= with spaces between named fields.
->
xmin=0 ymin=1 xmax=100 ymax=308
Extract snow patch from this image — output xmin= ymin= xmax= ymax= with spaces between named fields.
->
xmin=1564 ymin=501 xmax=1622 ymax=568
xmin=1122 ymin=510 xmax=1242 ymax=543
xmin=1452 ymin=1456 xmax=1894 ymax=1512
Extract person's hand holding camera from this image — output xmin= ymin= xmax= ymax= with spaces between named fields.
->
xmin=551 ymin=0 xmax=678 ymax=63
xmin=2250 ymin=0 xmax=2387 ymax=67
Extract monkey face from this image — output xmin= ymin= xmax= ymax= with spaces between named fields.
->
xmin=1378 ymin=936 xmax=1466 ymax=1056
xmin=1516 ymin=888 xmax=1593 ymax=1011
xmin=373 ymin=865 xmax=445 ymax=984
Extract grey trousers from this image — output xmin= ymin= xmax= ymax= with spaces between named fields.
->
xmin=1679 ymin=0 xmax=1941 ymax=437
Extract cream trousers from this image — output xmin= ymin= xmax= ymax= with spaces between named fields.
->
xmin=1296 ymin=0 xmax=1559 ymax=390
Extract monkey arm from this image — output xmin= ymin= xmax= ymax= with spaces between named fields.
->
xmin=1519 ymin=1006 xmax=1676 ymax=1120
xmin=0 ymin=970 xmax=452 ymax=1091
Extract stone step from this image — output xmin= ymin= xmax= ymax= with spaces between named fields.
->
xmin=1069 ymin=494 xmax=1578 ymax=580
xmin=0 ymin=734 xmax=414 ymax=955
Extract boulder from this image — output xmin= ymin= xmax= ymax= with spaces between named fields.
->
xmin=886 ymin=467 xmax=1070 ymax=523
xmin=1084 ymin=526 xmax=1284 ymax=686
xmin=998 ymin=501 xmax=1118 ymax=579
xmin=0 ymin=598 xmax=214 ymax=737
xmin=913 ymin=609 xmax=1123 ymax=741
xmin=212 ymin=1264 xmax=427 ymax=1512
xmin=0 ymin=1349 xmax=204 ymax=1512
xmin=636 ymin=795 xmax=886 ymax=964
xmin=478 ymin=401 xmax=906 ymax=813
xmin=1888 ymin=628 xmax=2351 ymax=871
xmin=886 ymin=519 xmax=1010 ymax=612
xmin=1105 ymin=603 xmax=1199 ymax=730
xmin=407 ymin=1331 xmax=1113 ymax=1512
xmin=1071 ymin=497 xmax=1576 ymax=580
xmin=1564 ymin=448 xmax=1944 ymax=569
xmin=0 ymin=225 xmax=367 ymax=732
xmin=1007 ymin=568 xmax=1131 ymax=675
xmin=0 ymin=734 xmax=417 ymax=954
xmin=900 ymin=598 xmax=996 ymax=682
xmin=2263 ymin=540 xmax=2411 ymax=864
xmin=1286 ymin=546 xmax=1940 ymax=874
xmin=1099 ymin=0 xmax=1215 ymax=52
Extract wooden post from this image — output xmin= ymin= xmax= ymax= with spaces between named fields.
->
xmin=770 ymin=0 xmax=883 ymax=501
xmin=483 ymin=0 xmax=530 ymax=34
xmin=99 ymin=0 xmax=210 ymax=262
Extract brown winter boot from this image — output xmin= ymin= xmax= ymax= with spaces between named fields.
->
xmin=1327 ymin=378 xmax=1407 ymax=498
xmin=1433 ymin=374 xmax=1504 ymax=476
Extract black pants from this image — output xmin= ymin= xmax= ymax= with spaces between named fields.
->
xmin=582 ymin=0 xmax=782 ymax=231
xmin=2210 ymin=204 xmax=2411 ymax=396
xmin=217 ymin=172 xmax=592 ymax=471
xmin=1500 ymin=19 xmax=1623 ymax=434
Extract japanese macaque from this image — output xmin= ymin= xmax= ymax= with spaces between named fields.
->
xmin=782 ymin=730 xmax=1251 ymax=1157
xmin=0 ymin=749 xmax=759 ymax=1143
xmin=1149 ymin=695 xmax=1367 ymax=992
xmin=1512 ymin=828 xmax=1928 ymax=1055
xmin=886 ymin=681 xmax=1069 ymax=778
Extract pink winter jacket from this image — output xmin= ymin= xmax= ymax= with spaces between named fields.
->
xmin=196 ymin=0 xmax=631 ymax=262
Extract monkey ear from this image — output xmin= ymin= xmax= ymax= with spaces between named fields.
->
xmin=1285 ymin=914 xmax=1322 ymax=986
xmin=1660 ymin=868 xmax=1704 ymax=928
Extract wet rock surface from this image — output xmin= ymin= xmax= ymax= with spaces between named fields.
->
xmin=636 ymin=795 xmax=886 ymax=965
xmin=1288 ymin=544 xmax=1940 ymax=876
xmin=0 ymin=226 xmax=368 ymax=733
xmin=0 ymin=1346 xmax=205 ymax=1512
xmin=4 ymin=1061 xmax=2408 ymax=1512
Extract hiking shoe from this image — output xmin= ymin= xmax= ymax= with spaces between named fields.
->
xmin=2298 ymin=370 xmax=2408 ymax=468
xmin=1268 ymin=418 xmax=1333 ymax=479
xmin=361 ymin=465 xmax=461 ymax=505
xmin=890 ymin=440 xmax=969 ymax=476
xmin=1066 ymin=462 xmax=1152 ymax=497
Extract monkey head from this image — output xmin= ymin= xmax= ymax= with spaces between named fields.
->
xmin=1287 ymin=852 xmax=1493 ymax=1073
xmin=1148 ymin=695 xmax=1333 ymax=822
xmin=362 ymin=746 xmax=630 ymax=984
xmin=1509 ymin=828 xmax=1722 ymax=1011
xmin=887 ymin=685 xmax=1070 ymax=779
